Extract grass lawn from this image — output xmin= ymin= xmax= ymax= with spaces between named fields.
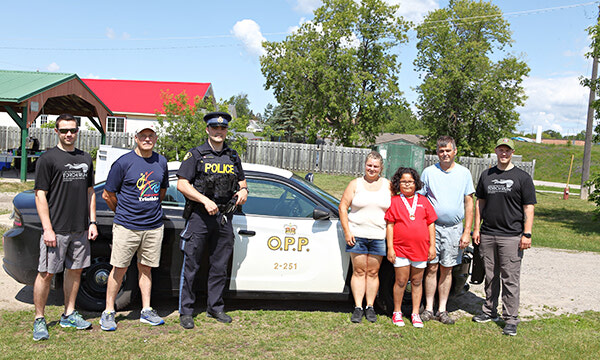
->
xmin=0 ymin=181 xmax=34 ymax=193
xmin=517 ymin=142 xmax=600 ymax=184
xmin=1 ymin=307 xmax=598 ymax=359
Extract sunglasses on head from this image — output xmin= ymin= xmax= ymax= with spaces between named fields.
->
xmin=57 ymin=128 xmax=79 ymax=134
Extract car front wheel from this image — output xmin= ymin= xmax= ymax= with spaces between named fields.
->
xmin=76 ymin=256 xmax=139 ymax=311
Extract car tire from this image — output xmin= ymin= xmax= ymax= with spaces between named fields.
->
xmin=76 ymin=256 xmax=139 ymax=312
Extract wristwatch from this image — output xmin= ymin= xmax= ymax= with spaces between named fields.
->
xmin=523 ymin=233 xmax=532 ymax=238
xmin=240 ymin=187 xmax=249 ymax=194
xmin=89 ymin=221 xmax=97 ymax=225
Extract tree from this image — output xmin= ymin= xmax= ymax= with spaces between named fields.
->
xmin=380 ymin=105 xmax=424 ymax=135
xmin=414 ymin=0 xmax=529 ymax=156
xmin=155 ymin=92 xmax=246 ymax=161
xmin=267 ymin=100 xmax=306 ymax=142
xmin=261 ymin=0 xmax=409 ymax=146
xmin=228 ymin=93 xmax=253 ymax=119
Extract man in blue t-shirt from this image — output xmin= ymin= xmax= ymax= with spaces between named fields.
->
xmin=420 ymin=135 xmax=474 ymax=325
xmin=99 ymin=126 xmax=169 ymax=331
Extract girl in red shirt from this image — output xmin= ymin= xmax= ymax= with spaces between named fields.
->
xmin=384 ymin=167 xmax=437 ymax=327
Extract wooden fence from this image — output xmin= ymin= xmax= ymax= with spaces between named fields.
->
xmin=0 ymin=127 xmax=536 ymax=180
xmin=424 ymin=154 xmax=536 ymax=183
xmin=0 ymin=126 xmax=134 ymax=153
xmin=244 ymin=140 xmax=370 ymax=176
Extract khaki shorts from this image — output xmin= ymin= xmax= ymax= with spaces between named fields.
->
xmin=38 ymin=231 xmax=91 ymax=274
xmin=110 ymin=223 xmax=164 ymax=268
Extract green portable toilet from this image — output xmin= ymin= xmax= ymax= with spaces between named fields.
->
xmin=375 ymin=139 xmax=425 ymax=179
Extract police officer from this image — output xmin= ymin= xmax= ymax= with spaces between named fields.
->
xmin=176 ymin=111 xmax=248 ymax=329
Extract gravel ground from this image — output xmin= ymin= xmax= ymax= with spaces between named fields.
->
xmin=1 ymin=191 xmax=599 ymax=320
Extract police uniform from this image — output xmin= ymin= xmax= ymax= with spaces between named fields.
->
xmin=177 ymin=112 xmax=245 ymax=320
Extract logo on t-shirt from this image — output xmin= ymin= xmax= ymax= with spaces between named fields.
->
xmin=63 ymin=163 xmax=89 ymax=182
xmin=488 ymin=179 xmax=514 ymax=193
xmin=136 ymin=171 xmax=160 ymax=202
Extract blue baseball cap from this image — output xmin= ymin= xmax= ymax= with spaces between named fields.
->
xmin=204 ymin=111 xmax=231 ymax=127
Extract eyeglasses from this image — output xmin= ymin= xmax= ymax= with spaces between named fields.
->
xmin=400 ymin=181 xmax=415 ymax=185
xmin=57 ymin=128 xmax=79 ymax=134
xmin=137 ymin=134 xmax=156 ymax=140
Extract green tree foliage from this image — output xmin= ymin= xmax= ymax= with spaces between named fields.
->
xmin=155 ymin=91 xmax=246 ymax=161
xmin=228 ymin=93 xmax=253 ymax=119
xmin=414 ymin=0 xmax=529 ymax=156
xmin=581 ymin=21 xmax=600 ymax=143
xmin=380 ymin=105 xmax=424 ymax=134
xmin=266 ymin=100 xmax=306 ymax=142
xmin=41 ymin=121 xmax=56 ymax=129
xmin=260 ymin=0 xmax=409 ymax=146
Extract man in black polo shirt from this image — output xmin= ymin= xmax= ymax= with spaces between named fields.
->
xmin=176 ymin=111 xmax=248 ymax=329
xmin=472 ymin=138 xmax=536 ymax=337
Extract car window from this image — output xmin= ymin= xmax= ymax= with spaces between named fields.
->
xmin=242 ymin=178 xmax=318 ymax=218
xmin=162 ymin=179 xmax=185 ymax=207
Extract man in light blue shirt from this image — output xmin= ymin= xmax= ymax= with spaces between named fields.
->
xmin=419 ymin=135 xmax=474 ymax=324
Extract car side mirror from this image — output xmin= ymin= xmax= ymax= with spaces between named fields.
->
xmin=305 ymin=173 xmax=314 ymax=183
xmin=313 ymin=206 xmax=331 ymax=220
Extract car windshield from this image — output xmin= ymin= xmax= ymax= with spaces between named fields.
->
xmin=290 ymin=174 xmax=339 ymax=208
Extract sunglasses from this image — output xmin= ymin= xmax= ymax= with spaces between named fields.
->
xmin=57 ymin=128 xmax=79 ymax=134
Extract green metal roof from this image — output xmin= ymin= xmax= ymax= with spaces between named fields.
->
xmin=0 ymin=70 xmax=77 ymax=103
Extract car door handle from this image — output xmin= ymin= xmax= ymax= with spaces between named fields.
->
xmin=238 ymin=230 xmax=256 ymax=236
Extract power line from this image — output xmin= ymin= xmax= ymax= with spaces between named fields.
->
xmin=420 ymin=1 xmax=599 ymax=25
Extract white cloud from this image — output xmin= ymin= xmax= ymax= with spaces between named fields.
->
xmin=46 ymin=62 xmax=60 ymax=72
xmin=106 ymin=27 xmax=116 ymax=39
xmin=517 ymin=76 xmax=589 ymax=135
xmin=122 ymin=32 xmax=131 ymax=40
xmin=386 ymin=0 xmax=439 ymax=24
xmin=85 ymin=73 xmax=100 ymax=79
xmin=295 ymin=0 xmax=321 ymax=13
xmin=232 ymin=19 xmax=267 ymax=57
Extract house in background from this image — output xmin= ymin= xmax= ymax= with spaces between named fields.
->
xmin=83 ymin=79 xmax=214 ymax=133
xmin=0 ymin=78 xmax=214 ymax=132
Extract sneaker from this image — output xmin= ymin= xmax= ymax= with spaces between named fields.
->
xmin=503 ymin=324 xmax=518 ymax=336
xmin=420 ymin=309 xmax=435 ymax=322
xmin=392 ymin=312 xmax=405 ymax=327
xmin=180 ymin=314 xmax=194 ymax=329
xmin=472 ymin=313 xmax=500 ymax=323
xmin=100 ymin=310 xmax=117 ymax=331
xmin=350 ymin=307 xmax=364 ymax=323
xmin=411 ymin=313 xmax=424 ymax=328
xmin=436 ymin=311 xmax=455 ymax=325
xmin=60 ymin=310 xmax=91 ymax=329
xmin=140 ymin=308 xmax=165 ymax=326
xmin=364 ymin=306 xmax=377 ymax=323
xmin=32 ymin=317 xmax=49 ymax=341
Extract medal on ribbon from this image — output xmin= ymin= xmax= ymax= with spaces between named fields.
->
xmin=401 ymin=193 xmax=418 ymax=221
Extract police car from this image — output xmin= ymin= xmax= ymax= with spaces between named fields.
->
xmin=2 ymin=162 xmax=472 ymax=313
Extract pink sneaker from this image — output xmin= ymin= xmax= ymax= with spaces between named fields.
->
xmin=392 ymin=312 xmax=405 ymax=327
xmin=411 ymin=313 xmax=424 ymax=328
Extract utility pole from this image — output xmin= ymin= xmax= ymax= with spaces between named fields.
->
xmin=581 ymin=5 xmax=600 ymax=200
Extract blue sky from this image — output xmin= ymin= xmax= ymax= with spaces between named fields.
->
xmin=1 ymin=0 xmax=599 ymax=137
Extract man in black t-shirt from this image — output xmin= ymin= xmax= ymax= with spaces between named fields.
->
xmin=32 ymin=114 xmax=97 ymax=341
xmin=472 ymin=138 xmax=536 ymax=337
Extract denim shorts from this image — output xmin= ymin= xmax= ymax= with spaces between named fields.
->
xmin=346 ymin=237 xmax=386 ymax=256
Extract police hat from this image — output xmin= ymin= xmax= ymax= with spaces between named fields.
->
xmin=204 ymin=112 xmax=232 ymax=127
